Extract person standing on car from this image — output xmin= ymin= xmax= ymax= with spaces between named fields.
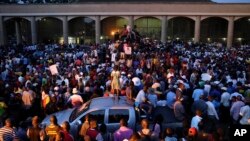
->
xmin=111 ymin=65 xmax=121 ymax=97
xmin=114 ymin=118 xmax=133 ymax=141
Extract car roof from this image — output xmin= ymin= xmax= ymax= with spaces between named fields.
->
xmin=89 ymin=96 xmax=133 ymax=109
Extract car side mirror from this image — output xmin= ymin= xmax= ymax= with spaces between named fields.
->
xmin=76 ymin=120 xmax=82 ymax=125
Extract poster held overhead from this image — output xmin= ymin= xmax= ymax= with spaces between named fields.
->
xmin=49 ymin=64 xmax=59 ymax=75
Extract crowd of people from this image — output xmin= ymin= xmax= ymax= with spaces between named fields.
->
xmin=0 ymin=25 xmax=250 ymax=141
xmin=0 ymin=0 xmax=72 ymax=4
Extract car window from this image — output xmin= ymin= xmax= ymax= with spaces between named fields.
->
xmin=88 ymin=110 xmax=105 ymax=124
xmin=69 ymin=100 xmax=91 ymax=122
xmin=108 ymin=109 xmax=129 ymax=123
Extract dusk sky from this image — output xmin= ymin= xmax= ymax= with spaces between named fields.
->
xmin=212 ymin=0 xmax=250 ymax=3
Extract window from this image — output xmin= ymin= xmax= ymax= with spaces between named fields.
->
xmin=108 ymin=109 xmax=129 ymax=123
xmin=88 ymin=110 xmax=105 ymax=124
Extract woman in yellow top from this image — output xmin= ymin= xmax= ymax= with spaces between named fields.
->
xmin=111 ymin=65 xmax=121 ymax=96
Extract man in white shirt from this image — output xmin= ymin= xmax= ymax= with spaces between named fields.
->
xmin=230 ymin=96 xmax=245 ymax=124
xmin=206 ymin=96 xmax=219 ymax=132
xmin=135 ymin=86 xmax=147 ymax=107
xmin=206 ymin=96 xmax=219 ymax=120
xmin=220 ymin=87 xmax=230 ymax=107
xmin=239 ymin=98 xmax=250 ymax=125
xmin=135 ymin=86 xmax=153 ymax=116
xmin=191 ymin=110 xmax=202 ymax=131
xmin=220 ymin=87 xmax=231 ymax=123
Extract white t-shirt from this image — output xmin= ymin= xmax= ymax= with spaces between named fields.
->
xmin=220 ymin=92 xmax=230 ymax=107
xmin=191 ymin=115 xmax=202 ymax=131
xmin=239 ymin=105 xmax=250 ymax=125
xmin=206 ymin=101 xmax=219 ymax=120
xmin=135 ymin=90 xmax=146 ymax=104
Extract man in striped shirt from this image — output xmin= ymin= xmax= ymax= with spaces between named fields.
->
xmin=0 ymin=118 xmax=17 ymax=141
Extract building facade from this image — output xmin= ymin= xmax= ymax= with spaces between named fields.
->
xmin=0 ymin=3 xmax=250 ymax=47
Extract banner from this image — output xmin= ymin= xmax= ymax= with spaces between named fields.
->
xmin=49 ymin=64 xmax=59 ymax=75
xmin=125 ymin=47 xmax=132 ymax=55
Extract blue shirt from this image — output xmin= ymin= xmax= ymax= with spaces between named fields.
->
xmin=192 ymin=89 xmax=204 ymax=101
xmin=166 ymin=91 xmax=176 ymax=109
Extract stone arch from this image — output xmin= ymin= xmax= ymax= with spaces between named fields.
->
xmin=201 ymin=16 xmax=228 ymax=21
xmin=134 ymin=16 xmax=161 ymax=21
xmin=101 ymin=16 xmax=128 ymax=41
xmin=4 ymin=17 xmax=31 ymax=44
xmin=35 ymin=16 xmax=62 ymax=22
xmin=234 ymin=16 xmax=250 ymax=45
xmin=68 ymin=16 xmax=95 ymax=44
xmin=167 ymin=16 xmax=195 ymax=21
xmin=101 ymin=16 xmax=127 ymax=21
xmin=68 ymin=16 xmax=95 ymax=21
xmin=37 ymin=17 xmax=62 ymax=44
xmin=167 ymin=16 xmax=195 ymax=41
xmin=134 ymin=16 xmax=161 ymax=40
xmin=3 ymin=16 xmax=31 ymax=22
xmin=200 ymin=17 xmax=228 ymax=43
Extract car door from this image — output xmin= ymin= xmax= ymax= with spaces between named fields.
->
xmin=107 ymin=108 xmax=130 ymax=133
xmin=71 ymin=109 xmax=106 ymax=139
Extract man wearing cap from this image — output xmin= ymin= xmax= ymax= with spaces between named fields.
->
xmin=67 ymin=88 xmax=83 ymax=107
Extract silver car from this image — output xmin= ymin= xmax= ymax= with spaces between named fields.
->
xmin=41 ymin=96 xmax=136 ymax=137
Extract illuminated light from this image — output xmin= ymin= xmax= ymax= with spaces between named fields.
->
xmin=222 ymin=38 xmax=226 ymax=41
xmin=207 ymin=38 xmax=211 ymax=42
xmin=176 ymin=37 xmax=180 ymax=40
xmin=237 ymin=38 xmax=242 ymax=41
xmin=59 ymin=36 xmax=76 ymax=44
xmin=100 ymin=36 xmax=103 ymax=40
xmin=192 ymin=38 xmax=194 ymax=41
xmin=111 ymin=31 xmax=115 ymax=36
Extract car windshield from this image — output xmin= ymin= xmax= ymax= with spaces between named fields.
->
xmin=69 ymin=100 xmax=91 ymax=122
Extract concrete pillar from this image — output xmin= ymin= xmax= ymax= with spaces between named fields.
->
xmin=63 ymin=16 xmax=68 ymax=45
xmin=15 ymin=21 xmax=21 ymax=44
xmin=95 ymin=16 xmax=101 ymax=44
xmin=31 ymin=16 xmax=37 ymax=44
xmin=161 ymin=16 xmax=167 ymax=43
xmin=194 ymin=16 xmax=201 ymax=43
xmin=128 ymin=16 xmax=134 ymax=29
xmin=0 ymin=16 xmax=5 ymax=46
xmin=227 ymin=16 xmax=234 ymax=48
